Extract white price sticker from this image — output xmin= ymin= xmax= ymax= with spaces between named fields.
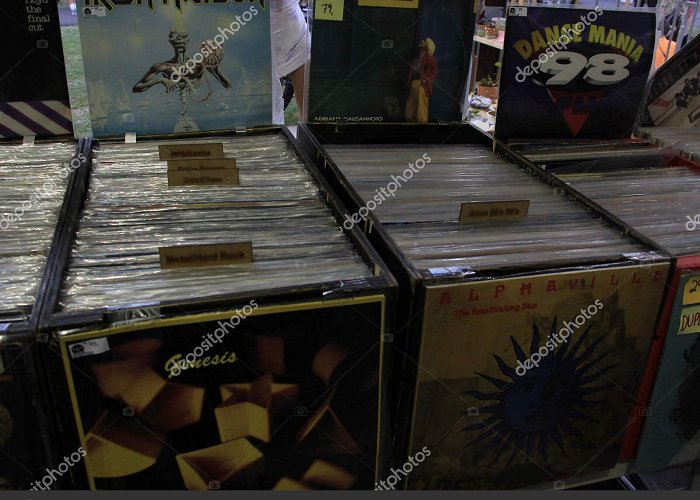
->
xmin=508 ymin=6 xmax=527 ymax=16
xmin=68 ymin=338 xmax=110 ymax=359
xmin=82 ymin=6 xmax=107 ymax=17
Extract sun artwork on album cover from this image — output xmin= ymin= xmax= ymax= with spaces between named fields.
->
xmin=463 ymin=317 xmax=615 ymax=464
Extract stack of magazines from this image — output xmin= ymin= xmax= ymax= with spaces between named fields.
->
xmin=325 ymin=144 xmax=644 ymax=271
xmin=59 ymin=135 xmax=372 ymax=311
xmin=0 ymin=143 xmax=74 ymax=316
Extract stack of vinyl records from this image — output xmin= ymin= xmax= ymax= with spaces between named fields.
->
xmin=639 ymin=127 xmax=700 ymax=163
xmin=0 ymin=143 xmax=74 ymax=318
xmin=558 ymin=166 xmax=700 ymax=256
xmin=58 ymin=135 xmax=372 ymax=312
xmin=513 ymin=140 xmax=666 ymax=172
xmin=325 ymin=144 xmax=644 ymax=270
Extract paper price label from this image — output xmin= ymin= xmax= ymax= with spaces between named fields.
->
xmin=678 ymin=304 xmax=700 ymax=336
xmin=82 ymin=6 xmax=107 ymax=17
xmin=682 ymin=274 xmax=700 ymax=306
xmin=69 ymin=338 xmax=110 ymax=359
xmin=316 ymin=0 xmax=344 ymax=21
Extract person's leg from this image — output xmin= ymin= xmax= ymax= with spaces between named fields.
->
xmin=405 ymin=80 xmax=420 ymax=121
xmin=417 ymin=86 xmax=429 ymax=123
xmin=290 ymin=64 xmax=305 ymax=121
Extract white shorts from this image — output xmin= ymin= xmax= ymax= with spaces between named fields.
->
xmin=270 ymin=0 xmax=310 ymax=78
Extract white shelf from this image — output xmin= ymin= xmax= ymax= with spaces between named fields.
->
xmin=473 ymin=34 xmax=505 ymax=50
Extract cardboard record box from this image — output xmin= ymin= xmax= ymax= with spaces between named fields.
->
xmin=41 ymin=128 xmax=397 ymax=490
xmin=45 ymin=2 xmax=396 ymax=489
xmin=516 ymin=151 xmax=700 ymax=473
xmin=296 ymin=122 xmax=671 ymax=489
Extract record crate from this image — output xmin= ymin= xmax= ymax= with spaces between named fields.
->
xmin=501 ymin=142 xmax=700 ymax=474
xmin=296 ymin=122 xmax=672 ymax=489
xmin=0 ymin=136 xmax=88 ymax=490
xmin=39 ymin=127 xmax=397 ymax=490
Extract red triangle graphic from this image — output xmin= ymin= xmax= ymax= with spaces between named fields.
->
xmin=548 ymin=90 xmax=604 ymax=137
xmin=561 ymin=106 xmax=589 ymax=136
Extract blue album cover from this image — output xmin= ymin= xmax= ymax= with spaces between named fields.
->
xmin=78 ymin=0 xmax=272 ymax=137
xmin=496 ymin=6 xmax=656 ymax=140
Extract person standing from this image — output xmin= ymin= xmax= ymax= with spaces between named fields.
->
xmin=405 ymin=38 xmax=438 ymax=123
xmin=270 ymin=0 xmax=310 ymax=122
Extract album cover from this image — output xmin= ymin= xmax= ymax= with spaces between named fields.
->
xmin=308 ymin=0 xmax=471 ymax=123
xmin=0 ymin=0 xmax=73 ymax=138
xmin=60 ymin=298 xmax=385 ymax=489
xmin=77 ymin=0 xmax=272 ymax=137
xmin=496 ymin=6 xmax=656 ymax=139
xmin=407 ymin=265 xmax=668 ymax=489
xmin=635 ymin=271 xmax=700 ymax=472
xmin=0 ymin=343 xmax=45 ymax=489
xmin=645 ymin=34 xmax=700 ymax=128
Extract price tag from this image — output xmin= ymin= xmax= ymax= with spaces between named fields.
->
xmin=316 ymin=0 xmax=344 ymax=21
xmin=682 ymin=274 xmax=700 ymax=306
xmin=68 ymin=338 xmax=110 ymax=359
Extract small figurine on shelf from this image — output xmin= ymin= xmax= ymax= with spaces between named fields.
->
xmin=476 ymin=74 xmax=498 ymax=100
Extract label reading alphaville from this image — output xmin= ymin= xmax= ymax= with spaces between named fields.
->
xmin=158 ymin=143 xmax=224 ymax=161
xmin=159 ymin=243 xmax=253 ymax=269
xmin=459 ymin=200 xmax=530 ymax=224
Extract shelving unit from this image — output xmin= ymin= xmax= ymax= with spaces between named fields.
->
xmin=463 ymin=1 xmax=506 ymax=137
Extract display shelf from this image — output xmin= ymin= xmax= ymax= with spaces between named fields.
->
xmin=473 ymin=34 xmax=504 ymax=50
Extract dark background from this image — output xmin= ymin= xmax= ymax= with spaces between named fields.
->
xmin=0 ymin=0 xmax=71 ymax=102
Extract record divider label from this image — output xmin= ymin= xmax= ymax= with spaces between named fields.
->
xmin=459 ymin=200 xmax=530 ymax=224
xmin=159 ymin=143 xmax=239 ymax=187
xmin=159 ymin=143 xmax=224 ymax=160
xmin=159 ymin=243 xmax=253 ymax=269
xmin=158 ymin=144 xmax=247 ymax=266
